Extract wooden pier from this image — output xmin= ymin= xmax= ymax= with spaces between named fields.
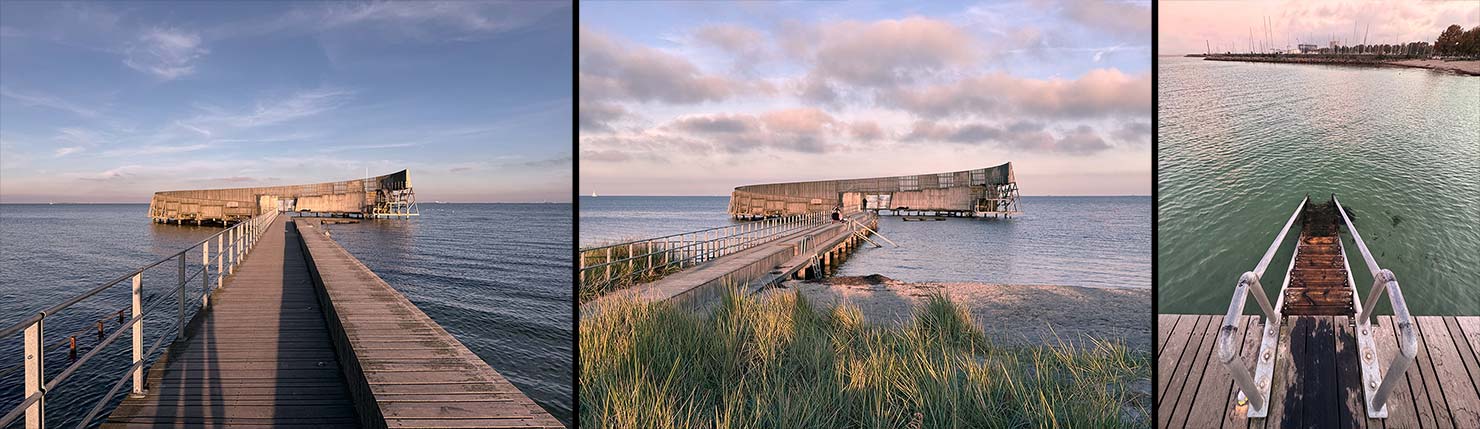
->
xmin=3 ymin=213 xmax=559 ymax=428
xmin=1158 ymin=314 xmax=1480 ymax=428
xmin=581 ymin=213 xmax=879 ymax=310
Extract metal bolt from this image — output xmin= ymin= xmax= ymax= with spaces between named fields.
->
xmin=1264 ymin=351 xmax=1272 ymax=361
xmin=1364 ymin=351 xmax=1373 ymax=361
xmin=1258 ymin=379 xmax=1266 ymax=389
xmin=1369 ymin=379 xmax=1378 ymax=389
xmin=1361 ymin=328 xmax=1368 ymax=335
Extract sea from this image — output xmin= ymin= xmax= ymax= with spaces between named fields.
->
xmin=1158 ymin=56 xmax=1480 ymax=315
xmin=580 ymin=195 xmax=1151 ymax=289
xmin=0 ymin=203 xmax=573 ymax=427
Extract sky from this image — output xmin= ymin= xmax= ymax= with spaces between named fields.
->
xmin=579 ymin=0 xmax=1151 ymax=196
xmin=1159 ymin=0 xmax=1480 ymax=55
xmin=0 ymin=1 xmax=573 ymax=203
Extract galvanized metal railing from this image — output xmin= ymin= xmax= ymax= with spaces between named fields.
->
xmin=1216 ymin=196 xmax=1306 ymax=417
xmin=1 ymin=209 xmax=279 ymax=428
xmin=1335 ymin=195 xmax=1417 ymax=418
xmin=578 ymin=212 xmax=830 ymax=300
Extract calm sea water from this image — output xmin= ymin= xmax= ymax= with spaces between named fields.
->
xmin=580 ymin=196 xmax=1150 ymax=289
xmin=1158 ymin=57 xmax=1480 ymax=315
xmin=0 ymin=203 xmax=572 ymax=426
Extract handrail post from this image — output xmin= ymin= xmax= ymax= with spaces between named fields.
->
xmin=217 ymin=234 xmax=224 ymax=289
xmin=227 ymin=228 xmax=235 ymax=275
xmin=202 ymin=241 xmax=210 ymax=308
xmin=130 ymin=273 xmax=144 ymax=397
xmin=177 ymin=254 xmax=185 ymax=341
xmin=23 ymin=316 xmax=43 ymax=429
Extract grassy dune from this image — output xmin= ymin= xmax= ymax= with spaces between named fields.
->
xmin=580 ymin=288 xmax=1150 ymax=428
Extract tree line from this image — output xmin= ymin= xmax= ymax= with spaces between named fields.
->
xmin=1435 ymin=24 xmax=1480 ymax=57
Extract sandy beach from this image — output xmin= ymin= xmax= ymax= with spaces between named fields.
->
xmin=777 ymin=275 xmax=1152 ymax=352
xmin=1386 ymin=59 xmax=1480 ymax=76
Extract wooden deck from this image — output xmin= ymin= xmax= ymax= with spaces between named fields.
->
xmin=1158 ymin=314 xmax=1480 ymax=428
xmin=107 ymin=215 xmax=357 ymax=427
xmin=106 ymin=216 xmax=561 ymax=428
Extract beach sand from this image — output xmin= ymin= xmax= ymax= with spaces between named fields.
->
xmin=1387 ymin=59 xmax=1480 ymax=76
xmin=777 ymin=275 xmax=1152 ymax=352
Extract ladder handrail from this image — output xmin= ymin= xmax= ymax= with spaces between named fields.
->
xmin=1334 ymin=195 xmax=1418 ymax=413
xmin=1216 ymin=195 xmax=1306 ymax=415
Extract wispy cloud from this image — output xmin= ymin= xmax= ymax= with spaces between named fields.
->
xmin=0 ymin=86 xmax=100 ymax=117
xmin=54 ymin=146 xmax=84 ymax=157
xmin=124 ymin=27 xmax=209 ymax=80
xmin=187 ymin=88 xmax=354 ymax=129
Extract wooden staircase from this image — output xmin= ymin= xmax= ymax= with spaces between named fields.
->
xmin=1282 ymin=200 xmax=1354 ymax=316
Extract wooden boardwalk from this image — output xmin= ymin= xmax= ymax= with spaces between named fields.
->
xmin=297 ymin=220 xmax=562 ymax=428
xmin=106 ymin=217 xmax=561 ymax=428
xmin=1158 ymin=314 xmax=1480 ymax=428
xmin=107 ymin=215 xmax=357 ymax=426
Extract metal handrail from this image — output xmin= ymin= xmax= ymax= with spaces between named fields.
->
xmin=1335 ymin=195 xmax=1417 ymax=414
xmin=578 ymin=212 xmax=831 ymax=296
xmin=2 ymin=209 xmax=279 ymax=428
xmin=1216 ymin=195 xmax=1306 ymax=416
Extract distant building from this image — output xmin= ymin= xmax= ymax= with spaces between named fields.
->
xmin=1298 ymin=44 xmax=1319 ymax=53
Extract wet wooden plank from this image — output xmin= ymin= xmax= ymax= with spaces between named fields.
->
xmin=1304 ymin=316 xmax=1340 ymax=427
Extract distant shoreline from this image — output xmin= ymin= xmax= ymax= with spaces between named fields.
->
xmin=1200 ymin=54 xmax=1480 ymax=76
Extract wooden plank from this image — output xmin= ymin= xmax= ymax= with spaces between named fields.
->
xmin=1409 ymin=316 xmax=1455 ymax=428
xmin=1304 ymin=316 xmax=1340 ymax=427
xmin=1159 ymin=314 xmax=1204 ymax=402
xmin=1419 ymin=317 xmax=1480 ymax=427
xmin=1388 ymin=315 xmax=1440 ymax=428
xmin=1180 ymin=315 xmax=1249 ymax=428
xmin=1160 ymin=314 xmax=1182 ymax=356
xmin=1166 ymin=314 xmax=1226 ymax=428
xmin=1369 ymin=316 xmax=1420 ymax=428
xmin=1160 ymin=315 xmax=1213 ymax=410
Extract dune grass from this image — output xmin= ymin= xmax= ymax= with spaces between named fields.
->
xmin=580 ymin=287 xmax=1150 ymax=428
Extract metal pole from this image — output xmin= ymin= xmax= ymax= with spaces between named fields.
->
xmin=177 ymin=255 xmax=185 ymax=341
xmin=227 ymin=228 xmax=234 ymax=274
xmin=202 ymin=241 xmax=210 ymax=308
xmin=217 ymin=234 xmax=224 ymax=289
xmin=23 ymin=317 xmax=43 ymax=429
xmin=131 ymin=273 xmax=144 ymax=397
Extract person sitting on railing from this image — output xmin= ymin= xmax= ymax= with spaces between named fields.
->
xmin=831 ymin=206 xmax=842 ymax=222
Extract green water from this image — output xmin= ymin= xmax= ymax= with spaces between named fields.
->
xmin=1158 ymin=57 xmax=1480 ymax=315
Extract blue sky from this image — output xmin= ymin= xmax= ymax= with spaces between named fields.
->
xmin=1 ymin=1 xmax=572 ymax=203
xmin=580 ymin=0 xmax=1150 ymax=196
